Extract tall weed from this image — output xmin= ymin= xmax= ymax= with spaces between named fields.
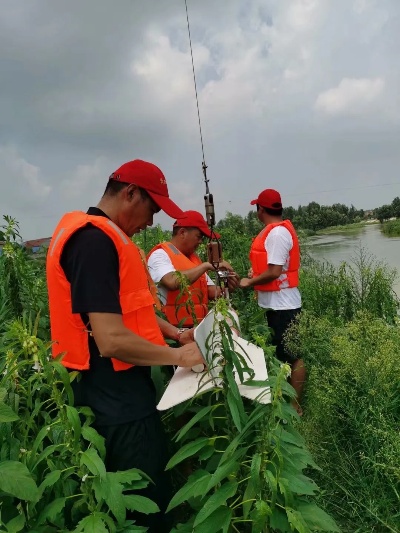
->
xmin=300 ymin=247 xmax=399 ymax=324
xmin=0 ymin=215 xmax=49 ymax=336
xmin=286 ymin=312 xmax=400 ymax=531
xmin=0 ymin=317 xmax=158 ymax=531
xmin=381 ymin=219 xmax=400 ymax=237
xmin=166 ymin=300 xmax=339 ymax=533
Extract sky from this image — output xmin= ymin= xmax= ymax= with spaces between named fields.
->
xmin=1 ymin=0 xmax=399 ymax=239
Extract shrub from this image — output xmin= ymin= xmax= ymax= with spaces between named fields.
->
xmin=381 ymin=219 xmax=400 ymax=237
xmin=166 ymin=300 xmax=339 ymax=533
xmin=299 ymin=248 xmax=399 ymax=324
xmin=286 ymin=312 xmax=400 ymax=531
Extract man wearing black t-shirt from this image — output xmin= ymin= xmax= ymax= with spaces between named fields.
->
xmin=47 ymin=160 xmax=205 ymax=531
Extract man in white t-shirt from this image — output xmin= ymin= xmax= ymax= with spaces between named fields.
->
xmin=240 ymin=189 xmax=305 ymax=415
xmin=147 ymin=210 xmax=238 ymax=327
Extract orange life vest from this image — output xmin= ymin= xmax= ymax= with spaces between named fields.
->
xmin=147 ymin=242 xmax=209 ymax=326
xmin=249 ymin=219 xmax=300 ymax=292
xmin=46 ymin=212 xmax=165 ymax=371
xmin=138 ymin=248 xmax=162 ymax=311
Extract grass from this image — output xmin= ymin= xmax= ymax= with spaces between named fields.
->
xmin=284 ymin=251 xmax=400 ymax=532
xmin=2 ymin=214 xmax=400 ymax=532
xmin=315 ymin=220 xmax=377 ymax=235
xmin=136 ymin=226 xmax=400 ymax=532
xmin=381 ymin=219 xmax=400 ymax=237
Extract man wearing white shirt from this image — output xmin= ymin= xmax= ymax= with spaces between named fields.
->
xmin=147 ymin=210 xmax=237 ymax=327
xmin=240 ymin=189 xmax=305 ymax=415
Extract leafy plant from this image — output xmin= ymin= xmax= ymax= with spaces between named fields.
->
xmin=166 ymin=299 xmax=339 ymax=532
xmin=0 ymin=317 xmax=158 ymax=532
xmin=285 ymin=310 xmax=400 ymax=531
xmin=4 ymin=213 xmax=399 ymax=532
xmin=0 ymin=215 xmax=49 ymax=337
xmin=381 ymin=218 xmax=400 ymax=237
xmin=299 ymin=247 xmax=399 ymax=324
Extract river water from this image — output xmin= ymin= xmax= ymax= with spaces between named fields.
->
xmin=306 ymin=222 xmax=400 ymax=296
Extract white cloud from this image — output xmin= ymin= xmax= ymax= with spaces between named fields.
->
xmin=128 ymin=0 xmax=327 ymax=136
xmin=285 ymin=0 xmax=321 ymax=32
xmin=314 ymin=77 xmax=385 ymax=116
xmin=353 ymin=0 xmax=368 ymax=14
xmin=0 ymin=145 xmax=53 ymax=239
xmin=60 ymin=157 xmax=109 ymax=201
xmin=0 ymin=145 xmax=51 ymax=201
xmin=133 ymin=33 xmax=210 ymax=100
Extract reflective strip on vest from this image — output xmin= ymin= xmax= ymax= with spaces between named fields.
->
xmin=166 ymin=243 xmax=180 ymax=255
xmin=50 ymin=228 xmax=65 ymax=256
xmin=107 ymin=220 xmax=129 ymax=244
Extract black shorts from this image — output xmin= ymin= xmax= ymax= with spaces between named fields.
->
xmin=95 ymin=412 xmax=173 ymax=532
xmin=265 ymin=308 xmax=301 ymax=365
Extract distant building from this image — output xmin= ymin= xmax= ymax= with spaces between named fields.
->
xmin=23 ymin=237 xmax=51 ymax=254
xmin=0 ymin=237 xmax=51 ymax=256
xmin=363 ymin=210 xmax=375 ymax=220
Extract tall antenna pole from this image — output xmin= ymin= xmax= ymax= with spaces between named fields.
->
xmin=184 ymin=0 xmax=215 ymax=227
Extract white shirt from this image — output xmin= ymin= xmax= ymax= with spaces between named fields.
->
xmin=147 ymin=248 xmax=214 ymax=305
xmin=256 ymin=225 xmax=301 ymax=310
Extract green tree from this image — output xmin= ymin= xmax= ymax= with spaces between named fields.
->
xmin=391 ymin=196 xmax=400 ymax=218
xmin=375 ymin=204 xmax=393 ymax=223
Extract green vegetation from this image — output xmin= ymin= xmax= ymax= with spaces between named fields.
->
xmin=375 ymin=196 xmax=400 ymax=224
xmin=139 ymin=218 xmax=400 ymax=532
xmin=314 ymin=221 xmax=373 ymax=235
xmin=1 ymin=210 xmax=400 ymax=532
xmin=282 ymin=203 xmax=365 ymax=233
xmin=298 ymin=248 xmax=398 ymax=324
xmin=165 ymin=298 xmax=338 ymax=532
xmin=215 ymin=203 xmax=365 ymax=234
xmin=284 ymin=250 xmax=400 ymax=531
xmin=0 ymin=217 xmax=158 ymax=531
xmin=382 ymin=218 xmax=400 ymax=237
xmin=1 ymin=215 xmax=338 ymax=532
xmin=374 ymin=195 xmax=400 ymax=236
xmin=286 ymin=311 xmax=400 ymax=532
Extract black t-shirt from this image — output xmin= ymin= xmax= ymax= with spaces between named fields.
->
xmin=60 ymin=207 xmax=156 ymax=426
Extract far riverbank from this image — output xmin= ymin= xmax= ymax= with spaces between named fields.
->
xmin=306 ymin=221 xmax=400 ymax=296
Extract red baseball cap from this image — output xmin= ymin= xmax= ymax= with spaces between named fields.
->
xmin=109 ymin=159 xmax=184 ymax=219
xmin=173 ymin=210 xmax=221 ymax=239
xmin=250 ymin=189 xmax=282 ymax=210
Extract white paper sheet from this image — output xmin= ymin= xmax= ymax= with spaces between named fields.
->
xmin=157 ymin=309 xmax=271 ymax=410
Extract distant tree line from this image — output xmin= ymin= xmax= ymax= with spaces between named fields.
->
xmin=216 ymin=196 xmax=400 ymax=234
xmin=216 ymin=202 xmax=365 ymax=234
xmin=283 ymin=202 xmax=365 ymax=232
xmin=374 ymin=196 xmax=400 ymax=223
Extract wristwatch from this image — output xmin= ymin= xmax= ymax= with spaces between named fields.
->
xmin=176 ymin=328 xmax=187 ymax=343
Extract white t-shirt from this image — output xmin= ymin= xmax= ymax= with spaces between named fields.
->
xmin=147 ymin=248 xmax=214 ymax=305
xmin=256 ymin=225 xmax=301 ymax=311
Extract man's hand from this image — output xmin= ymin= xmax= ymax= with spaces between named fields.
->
xmin=216 ymin=259 xmax=240 ymax=292
xmin=178 ymin=328 xmax=195 ymax=345
xmin=227 ymin=272 xmax=240 ymax=292
xmin=248 ymin=267 xmax=253 ymax=278
xmin=175 ymin=342 xmax=205 ymax=367
xmin=218 ymin=260 xmax=234 ymax=271
xmin=239 ymin=277 xmax=253 ymax=289
xmin=204 ymin=261 xmax=215 ymax=271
